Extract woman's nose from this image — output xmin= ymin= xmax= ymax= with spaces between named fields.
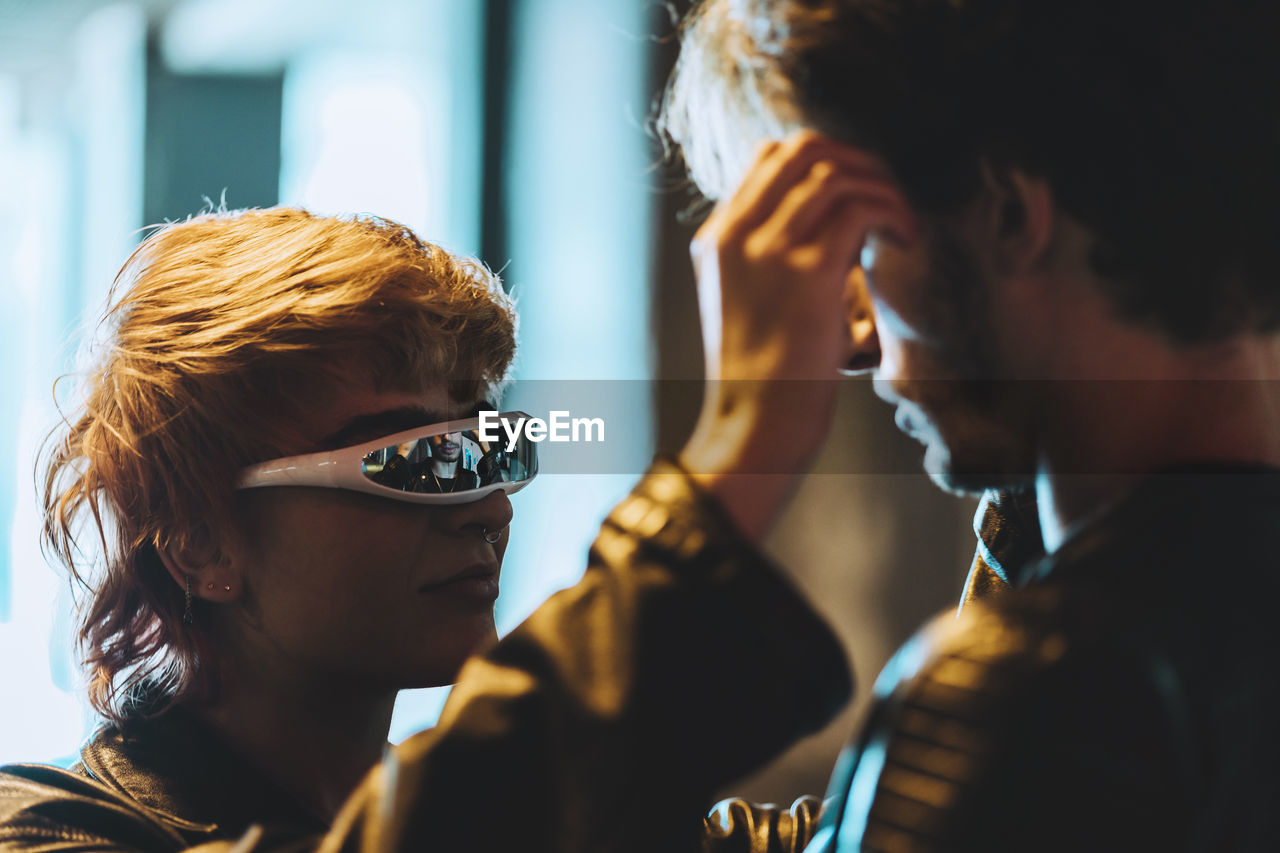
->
xmin=447 ymin=491 xmax=514 ymax=538
xmin=842 ymin=266 xmax=881 ymax=375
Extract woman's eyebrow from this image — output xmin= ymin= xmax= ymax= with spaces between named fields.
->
xmin=319 ymin=402 xmax=491 ymax=449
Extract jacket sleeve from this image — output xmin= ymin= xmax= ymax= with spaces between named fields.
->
xmin=316 ymin=459 xmax=852 ymax=853
xmin=0 ymin=461 xmax=850 ymax=853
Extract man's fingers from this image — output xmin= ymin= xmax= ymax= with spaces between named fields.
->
xmin=721 ymin=132 xmax=891 ymax=239
xmin=760 ymin=161 xmax=916 ymax=247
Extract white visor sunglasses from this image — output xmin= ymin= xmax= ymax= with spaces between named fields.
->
xmin=237 ymin=411 xmax=538 ymax=505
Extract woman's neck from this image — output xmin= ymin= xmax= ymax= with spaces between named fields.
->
xmin=191 ymin=663 xmax=397 ymax=823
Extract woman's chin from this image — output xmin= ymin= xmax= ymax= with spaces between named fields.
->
xmin=403 ymin=620 xmax=499 ymax=688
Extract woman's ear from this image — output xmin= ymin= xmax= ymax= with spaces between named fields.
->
xmin=156 ymin=526 xmax=242 ymax=604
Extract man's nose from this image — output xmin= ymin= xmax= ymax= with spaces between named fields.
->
xmin=841 ymin=266 xmax=881 ymax=375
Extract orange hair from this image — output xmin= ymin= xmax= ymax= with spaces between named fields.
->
xmin=42 ymin=207 xmax=517 ymax=723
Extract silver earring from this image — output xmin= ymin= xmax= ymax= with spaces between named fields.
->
xmin=482 ymin=527 xmax=503 ymax=544
xmin=182 ymin=575 xmax=194 ymax=625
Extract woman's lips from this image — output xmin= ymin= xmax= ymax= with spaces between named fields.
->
xmin=418 ymin=566 xmax=500 ymax=601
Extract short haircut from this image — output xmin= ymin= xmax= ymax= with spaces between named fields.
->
xmin=42 ymin=207 xmax=517 ymax=723
xmin=661 ymin=0 xmax=1280 ymax=343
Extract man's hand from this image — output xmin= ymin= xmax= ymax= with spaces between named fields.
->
xmin=679 ymin=131 xmax=917 ymax=543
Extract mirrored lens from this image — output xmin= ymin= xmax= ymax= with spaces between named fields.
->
xmin=360 ymin=425 xmax=538 ymax=495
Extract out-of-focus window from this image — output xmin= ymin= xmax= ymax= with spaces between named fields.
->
xmin=497 ymin=0 xmax=655 ymax=635
xmin=0 ymin=0 xmax=657 ymax=762
xmin=0 ymin=1 xmax=149 ymax=765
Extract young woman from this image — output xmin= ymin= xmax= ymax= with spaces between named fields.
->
xmin=0 ymin=204 xmax=851 ymax=851
xmin=1 ymin=208 xmax=533 ymax=842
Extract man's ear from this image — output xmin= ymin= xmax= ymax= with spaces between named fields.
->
xmin=156 ymin=526 xmax=241 ymax=603
xmin=983 ymin=166 xmax=1055 ymax=276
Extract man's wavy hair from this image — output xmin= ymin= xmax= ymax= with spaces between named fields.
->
xmin=661 ymin=0 xmax=1280 ymax=343
xmin=42 ymin=207 xmax=517 ymax=724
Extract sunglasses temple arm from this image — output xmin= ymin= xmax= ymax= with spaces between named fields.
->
xmin=241 ymin=452 xmax=346 ymax=490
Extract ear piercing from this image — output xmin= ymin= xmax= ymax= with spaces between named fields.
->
xmin=184 ymin=577 xmax=231 ymax=627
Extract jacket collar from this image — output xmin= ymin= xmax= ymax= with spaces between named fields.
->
xmin=1030 ymin=462 xmax=1280 ymax=586
xmin=79 ymin=707 xmax=326 ymax=840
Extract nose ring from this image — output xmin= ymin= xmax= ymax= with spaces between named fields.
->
xmin=482 ymin=527 xmax=503 ymax=544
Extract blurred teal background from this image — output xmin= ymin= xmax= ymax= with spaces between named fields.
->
xmin=0 ymin=0 xmax=662 ymax=764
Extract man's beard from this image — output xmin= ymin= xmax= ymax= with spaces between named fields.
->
xmin=924 ymin=420 xmax=1036 ymax=497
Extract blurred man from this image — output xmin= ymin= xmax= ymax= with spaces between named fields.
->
xmin=657 ymin=0 xmax=1280 ymax=849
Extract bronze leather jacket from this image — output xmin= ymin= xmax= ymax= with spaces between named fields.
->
xmin=818 ymin=466 xmax=1280 ymax=851
xmin=0 ymin=461 xmax=850 ymax=852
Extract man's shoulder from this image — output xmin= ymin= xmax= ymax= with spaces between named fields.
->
xmin=831 ymin=554 xmax=1280 ymax=851
xmin=829 ymin=589 xmax=1204 ymax=850
xmin=866 ymin=586 xmax=1126 ymax=742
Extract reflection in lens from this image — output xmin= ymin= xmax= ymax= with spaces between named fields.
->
xmin=361 ymin=417 xmax=538 ymax=494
